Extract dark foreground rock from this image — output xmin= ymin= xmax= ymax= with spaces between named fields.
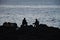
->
xmin=0 ymin=21 xmax=60 ymax=40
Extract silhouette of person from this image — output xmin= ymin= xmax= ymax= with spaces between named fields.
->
xmin=33 ymin=19 xmax=39 ymax=27
xmin=22 ymin=18 xmax=27 ymax=26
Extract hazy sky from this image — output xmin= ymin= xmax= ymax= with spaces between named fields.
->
xmin=0 ymin=0 xmax=60 ymax=5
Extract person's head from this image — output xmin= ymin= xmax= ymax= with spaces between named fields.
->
xmin=35 ymin=19 xmax=37 ymax=21
xmin=24 ymin=18 xmax=26 ymax=20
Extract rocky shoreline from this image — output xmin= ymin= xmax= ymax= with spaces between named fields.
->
xmin=0 ymin=18 xmax=60 ymax=40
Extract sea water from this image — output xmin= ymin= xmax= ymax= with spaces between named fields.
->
xmin=0 ymin=5 xmax=60 ymax=28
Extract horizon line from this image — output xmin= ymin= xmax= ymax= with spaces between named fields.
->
xmin=0 ymin=5 xmax=60 ymax=8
